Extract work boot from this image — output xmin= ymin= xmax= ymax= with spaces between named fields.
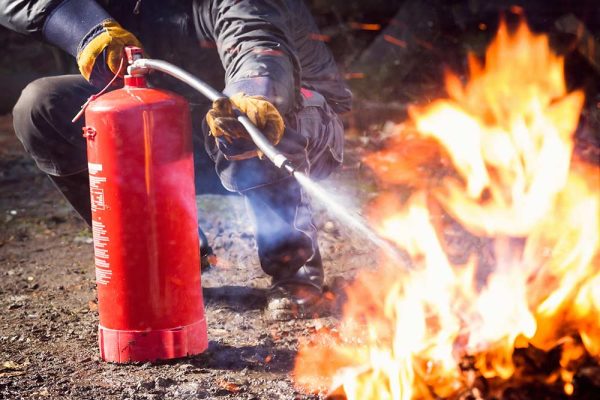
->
xmin=242 ymin=178 xmax=327 ymax=320
xmin=265 ymin=248 xmax=327 ymax=321
xmin=199 ymin=227 xmax=217 ymax=272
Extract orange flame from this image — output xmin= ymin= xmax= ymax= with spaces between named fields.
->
xmin=294 ymin=19 xmax=598 ymax=399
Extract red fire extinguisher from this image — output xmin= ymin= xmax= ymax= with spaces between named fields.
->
xmin=83 ymin=71 xmax=208 ymax=363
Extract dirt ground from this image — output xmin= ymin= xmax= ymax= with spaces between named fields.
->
xmin=1 ymin=99 xmax=598 ymax=399
xmin=0 ymin=112 xmax=384 ymax=399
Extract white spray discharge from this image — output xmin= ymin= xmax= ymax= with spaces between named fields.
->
xmin=293 ymin=171 xmax=411 ymax=268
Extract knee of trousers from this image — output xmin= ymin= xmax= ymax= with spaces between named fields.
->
xmin=12 ymin=77 xmax=87 ymax=176
xmin=13 ymin=77 xmax=56 ymax=144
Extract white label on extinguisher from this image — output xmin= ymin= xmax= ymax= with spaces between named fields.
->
xmin=92 ymin=219 xmax=111 ymax=285
xmin=89 ymin=162 xmax=111 ymax=285
xmin=88 ymin=162 xmax=106 ymax=212
xmin=95 ymin=267 xmax=112 ymax=286
xmin=89 ymin=176 xmax=106 ymax=212
xmin=88 ymin=162 xmax=103 ymax=174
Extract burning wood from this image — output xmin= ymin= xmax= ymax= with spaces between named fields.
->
xmin=293 ymin=17 xmax=599 ymax=400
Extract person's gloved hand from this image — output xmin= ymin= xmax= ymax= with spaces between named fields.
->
xmin=206 ymin=93 xmax=285 ymax=160
xmin=77 ymin=20 xmax=142 ymax=87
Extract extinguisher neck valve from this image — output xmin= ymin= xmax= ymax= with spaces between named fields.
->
xmin=124 ymin=75 xmax=147 ymax=88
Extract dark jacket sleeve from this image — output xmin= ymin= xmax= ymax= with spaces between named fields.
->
xmin=0 ymin=0 xmax=64 ymax=37
xmin=199 ymin=0 xmax=301 ymax=115
xmin=0 ymin=0 xmax=112 ymax=59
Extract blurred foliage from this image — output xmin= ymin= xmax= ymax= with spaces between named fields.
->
xmin=305 ymin=0 xmax=599 ymax=106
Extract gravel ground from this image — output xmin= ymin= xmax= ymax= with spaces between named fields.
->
xmin=4 ymin=101 xmax=595 ymax=399
xmin=0 ymin=113 xmax=382 ymax=399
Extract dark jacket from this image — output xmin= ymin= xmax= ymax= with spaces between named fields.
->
xmin=0 ymin=0 xmax=352 ymax=114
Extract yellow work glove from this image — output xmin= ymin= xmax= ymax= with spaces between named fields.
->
xmin=77 ymin=20 xmax=142 ymax=85
xmin=206 ymin=93 xmax=285 ymax=160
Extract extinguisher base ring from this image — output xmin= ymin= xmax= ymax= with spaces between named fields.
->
xmin=98 ymin=319 xmax=208 ymax=363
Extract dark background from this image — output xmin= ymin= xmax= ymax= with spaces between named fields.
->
xmin=1 ymin=0 xmax=599 ymax=115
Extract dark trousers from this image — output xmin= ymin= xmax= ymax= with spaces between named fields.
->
xmin=12 ymin=75 xmax=344 ymax=286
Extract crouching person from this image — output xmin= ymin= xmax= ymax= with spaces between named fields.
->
xmin=3 ymin=0 xmax=352 ymax=320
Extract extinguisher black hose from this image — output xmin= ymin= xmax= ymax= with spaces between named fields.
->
xmin=128 ymin=59 xmax=295 ymax=173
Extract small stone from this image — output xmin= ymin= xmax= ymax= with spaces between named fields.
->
xmin=174 ymin=382 xmax=202 ymax=396
xmin=155 ymin=377 xmax=176 ymax=388
xmin=73 ymin=236 xmax=93 ymax=244
xmin=178 ymin=363 xmax=194 ymax=372
xmin=1 ymin=360 xmax=21 ymax=370
xmin=323 ymin=221 xmax=337 ymax=233
xmin=136 ymin=380 xmax=155 ymax=391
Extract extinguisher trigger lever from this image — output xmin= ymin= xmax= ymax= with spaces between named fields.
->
xmin=125 ymin=46 xmax=144 ymax=64
xmin=125 ymin=46 xmax=149 ymax=77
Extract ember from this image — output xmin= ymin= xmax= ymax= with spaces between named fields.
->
xmin=294 ymin=17 xmax=599 ymax=400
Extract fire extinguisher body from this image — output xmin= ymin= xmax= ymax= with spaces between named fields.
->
xmin=84 ymin=76 xmax=207 ymax=363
